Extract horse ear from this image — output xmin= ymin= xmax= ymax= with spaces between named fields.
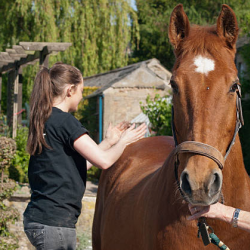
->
xmin=168 ymin=4 xmax=190 ymax=50
xmin=217 ymin=4 xmax=239 ymax=48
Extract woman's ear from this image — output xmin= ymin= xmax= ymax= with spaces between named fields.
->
xmin=67 ymin=85 xmax=75 ymax=97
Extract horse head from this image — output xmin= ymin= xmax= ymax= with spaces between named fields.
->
xmin=169 ymin=4 xmax=242 ymax=206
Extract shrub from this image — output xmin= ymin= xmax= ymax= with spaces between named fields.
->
xmin=0 ymin=114 xmax=9 ymax=137
xmin=10 ymin=126 xmax=29 ymax=183
xmin=140 ymin=94 xmax=172 ymax=136
xmin=0 ymin=137 xmax=19 ymax=249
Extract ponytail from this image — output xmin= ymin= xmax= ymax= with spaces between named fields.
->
xmin=27 ymin=67 xmax=53 ymax=155
xmin=27 ymin=63 xmax=83 ymax=155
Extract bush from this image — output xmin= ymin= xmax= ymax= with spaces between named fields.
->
xmin=140 ymin=94 xmax=172 ymax=136
xmin=10 ymin=126 xmax=29 ymax=183
xmin=0 ymin=114 xmax=9 ymax=137
xmin=87 ymin=167 xmax=101 ymax=182
xmin=0 ymin=137 xmax=19 ymax=249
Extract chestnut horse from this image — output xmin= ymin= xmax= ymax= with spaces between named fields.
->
xmin=92 ymin=4 xmax=250 ymax=250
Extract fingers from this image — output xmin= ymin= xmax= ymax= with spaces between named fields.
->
xmin=116 ymin=121 xmax=130 ymax=131
xmin=187 ymin=211 xmax=207 ymax=221
xmin=135 ymin=123 xmax=147 ymax=132
xmin=127 ymin=123 xmax=136 ymax=131
xmin=108 ymin=122 xmax=112 ymax=130
xmin=187 ymin=205 xmax=210 ymax=221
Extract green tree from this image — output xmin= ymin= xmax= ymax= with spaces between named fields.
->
xmin=238 ymin=44 xmax=250 ymax=174
xmin=0 ymin=0 xmax=139 ymax=111
xmin=132 ymin=0 xmax=250 ymax=70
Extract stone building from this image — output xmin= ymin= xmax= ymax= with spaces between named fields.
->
xmin=83 ymin=58 xmax=172 ymax=142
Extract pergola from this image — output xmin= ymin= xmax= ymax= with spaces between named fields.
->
xmin=0 ymin=42 xmax=71 ymax=137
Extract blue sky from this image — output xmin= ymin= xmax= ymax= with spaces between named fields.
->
xmin=131 ymin=0 xmax=137 ymax=10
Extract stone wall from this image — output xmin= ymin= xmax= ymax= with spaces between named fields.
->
xmin=5 ymin=182 xmax=97 ymax=250
xmin=103 ymin=87 xmax=170 ymax=136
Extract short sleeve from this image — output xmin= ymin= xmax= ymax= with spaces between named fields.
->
xmin=59 ymin=114 xmax=88 ymax=150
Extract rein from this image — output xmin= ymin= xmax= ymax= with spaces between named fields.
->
xmin=172 ymin=85 xmax=244 ymax=248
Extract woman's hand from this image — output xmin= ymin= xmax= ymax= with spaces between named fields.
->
xmin=105 ymin=121 xmax=130 ymax=146
xmin=120 ymin=123 xmax=147 ymax=145
xmin=187 ymin=202 xmax=229 ymax=221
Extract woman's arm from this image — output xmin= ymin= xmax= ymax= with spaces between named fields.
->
xmin=74 ymin=123 xmax=147 ymax=170
xmin=188 ymin=203 xmax=250 ymax=233
xmin=86 ymin=121 xmax=129 ymax=169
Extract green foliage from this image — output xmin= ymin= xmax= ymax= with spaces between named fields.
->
xmin=0 ymin=197 xmax=19 ymax=249
xmin=87 ymin=167 xmax=102 ymax=182
xmin=75 ymin=87 xmax=102 ymax=181
xmin=10 ymin=126 xmax=29 ymax=183
xmin=239 ymin=100 xmax=250 ymax=174
xmin=0 ymin=0 xmax=139 ymax=110
xmin=238 ymin=43 xmax=250 ymax=174
xmin=0 ymin=137 xmax=16 ymax=184
xmin=141 ymin=94 xmax=172 ymax=136
xmin=0 ymin=136 xmax=19 ymax=249
xmin=75 ymin=86 xmax=99 ymax=141
xmin=76 ymin=231 xmax=92 ymax=250
xmin=132 ymin=0 xmax=250 ymax=70
xmin=0 ymin=114 xmax=9 ymax=138
xmin=239 ymin=44 xmax=250 ymax=95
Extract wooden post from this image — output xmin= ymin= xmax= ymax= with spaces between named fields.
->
xmin=17 ymin=67 xmax=23 ymax=124
xmin=40 ymin=47 xmax=49 ymax=67
xmin=7 ymin=70 xmax=15 ymax=133
xmin=12 ymin=67 xmax=19 ymax=138
xmin=6 ymin=68 xmax=18 ymax=138
xmin=0 ymin=74 xmax=2 ymax=113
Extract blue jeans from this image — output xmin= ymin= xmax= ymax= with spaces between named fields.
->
xmin=23 ymin=217 xmax=76 ymax=250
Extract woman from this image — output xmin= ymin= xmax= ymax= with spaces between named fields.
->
xmin=23 ymin=62 xmax=147 ymax=249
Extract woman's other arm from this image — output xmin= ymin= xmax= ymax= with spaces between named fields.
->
xmin=188 ymin=203 xmax=250 ymax=233
xmin=74 ymin=123 xmax=147 ymax=170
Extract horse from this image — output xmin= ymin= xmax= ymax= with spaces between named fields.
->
xmin=92 ymin=4 xmax=250 ymax=250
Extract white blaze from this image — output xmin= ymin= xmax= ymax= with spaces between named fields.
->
xmin=194 ymin=55 xmax=215 ymax=75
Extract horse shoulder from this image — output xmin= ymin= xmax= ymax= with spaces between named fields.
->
xmin=98 ymin=136 xmax=175 ymax=198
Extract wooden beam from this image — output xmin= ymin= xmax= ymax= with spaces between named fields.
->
xmin=0 ymin=51 xmax=40 ymax=73
xmin=0 ymin=52 xmax=16 ymax=62
xmin=12 ymin=45 xmax=27 ymax=54
xmin=19 ymin=42 xmax=72 ymax=51
xmin=0 ymin=42 xmax=72 ymax=74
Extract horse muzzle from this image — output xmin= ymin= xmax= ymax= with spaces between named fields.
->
xmin=174 ymin=141 xmax=224 ymax=205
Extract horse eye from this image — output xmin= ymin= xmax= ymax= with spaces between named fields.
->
xmin=170 ymin=80 xmax=179 ymax=94
xmin=230 ymin=83 xmax=238 ymax=93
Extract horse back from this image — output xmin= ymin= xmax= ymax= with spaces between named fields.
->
xmin=92 ymin=136 xmax=175 ymax=249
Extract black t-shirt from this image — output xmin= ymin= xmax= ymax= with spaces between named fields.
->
xmin=24 ymin=107 xmax=88 ymax=228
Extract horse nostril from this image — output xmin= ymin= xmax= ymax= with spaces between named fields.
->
xmin=180 ymin=172 xmax=192 ymax=196
xmin=208 ymin=172 xmax=222 ymax=198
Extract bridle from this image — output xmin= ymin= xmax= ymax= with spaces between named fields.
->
xmin=171 ymin=85 xmax=244 ymax=247
xmin=172 ymin=84 xmax=244 ymax=201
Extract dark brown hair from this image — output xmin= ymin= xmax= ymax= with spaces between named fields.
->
xmin=27 ymin=62 xmax=83 ymax=155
